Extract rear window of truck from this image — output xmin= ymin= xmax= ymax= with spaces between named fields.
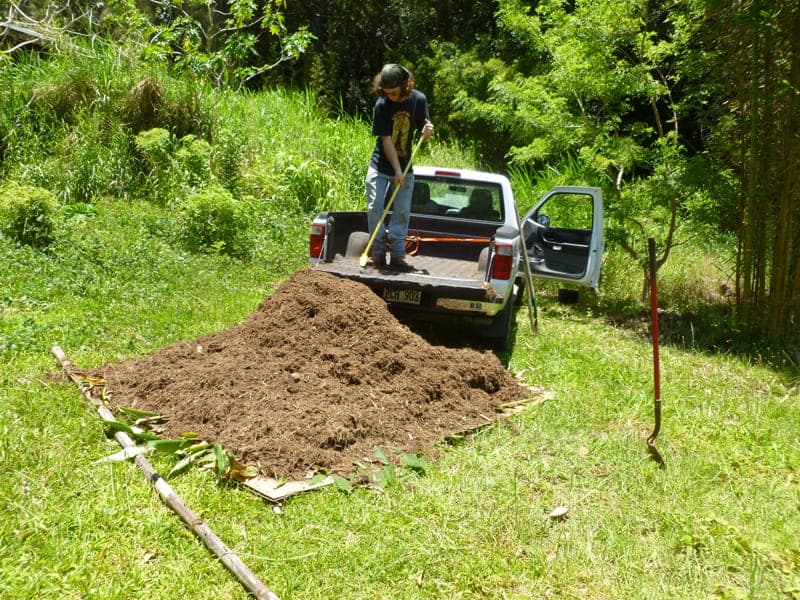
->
xmin=411 ymin=178 xmax=503 ymax=222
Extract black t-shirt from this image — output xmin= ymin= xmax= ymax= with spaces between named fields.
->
xmin=370 ymin=89 xmax=430 ymax=175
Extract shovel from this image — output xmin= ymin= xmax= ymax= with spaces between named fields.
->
xmin=359 ymin=135 xmax=427 ymax=268
xmin=513 ymin=201 xmax=538 ymax=333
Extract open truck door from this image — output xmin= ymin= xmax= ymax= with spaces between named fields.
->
xmin=521 ymin=186 xmax=603 ymax=288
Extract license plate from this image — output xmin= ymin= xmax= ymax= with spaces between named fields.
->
xmin=383 ymin=287 xmax=421 ymax=305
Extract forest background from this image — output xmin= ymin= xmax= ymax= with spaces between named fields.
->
xmin=1 ymin=0 xmax=799 ymax=353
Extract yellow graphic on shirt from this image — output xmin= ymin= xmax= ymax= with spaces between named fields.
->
xmin=392 ymin=111 xmax=412 ymax=159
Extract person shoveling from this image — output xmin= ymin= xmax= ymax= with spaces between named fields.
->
xmin=362 ymin=63 xmax=434 ymax=272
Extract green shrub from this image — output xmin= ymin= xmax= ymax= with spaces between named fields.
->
xmin=211 ymin=127 xmax=243 ymax=192
xmin=177 ymin=186 xmax=250 ymax=258
xmin=135 ymin=128 xmax=221 ymax=202
xmin=135 ymin=127 xmax=180 ymax=204
xmin=135 ymin=127 xmax=174 ymax=166
xmin=176 ymin=134 xmax=213 ymax=188
xmin=0 ymin=182 xmax=58 ymax=247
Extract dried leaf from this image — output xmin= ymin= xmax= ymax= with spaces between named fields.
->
xmin=168 ymin=448 xmax=213 ymax=479
xmin=227 ymin=457 xmax=258 ymax=482
xmin=93 ymin=446 xmax=152 ymax=464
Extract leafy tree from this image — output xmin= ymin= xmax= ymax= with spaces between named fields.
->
xmin=430 ymin=0 xmax=714 ymax=299
xmin=1 ymin=0 xmax=315 ymax=89
xmin=276 ymin=0 xmax=499 ymax=116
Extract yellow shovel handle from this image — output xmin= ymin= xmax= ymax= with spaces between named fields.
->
xmin=361 ymin=135 xmax=427 ymax=264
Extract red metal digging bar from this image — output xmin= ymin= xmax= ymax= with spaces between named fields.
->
xmin=647 ymin=236 xmax=664 ymax=466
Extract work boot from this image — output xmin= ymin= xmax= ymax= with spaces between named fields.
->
xmin=390 ymin=256 xmax=414 ymax=272
xmin=370 ymin=253 xmax=388 ymax=269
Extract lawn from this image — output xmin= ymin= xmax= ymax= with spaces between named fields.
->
xmin=1 ymin=197 xmax=798 ymax=599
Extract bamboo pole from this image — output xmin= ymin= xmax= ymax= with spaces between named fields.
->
xmin=51 ymin=345 xmax=279 ymax=600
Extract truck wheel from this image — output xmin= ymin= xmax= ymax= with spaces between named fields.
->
xmin=514 ymin=277 xmax=526 ymax=306
xmin=486 ymin=295 xmax=516 ymax=353
xmin=345 ymin=231 xmax=370 ymax=258
xmin=558 ymin=288 xmax=579 ymax=304
xmin=477 ymin=247 xmax=489 ymax=272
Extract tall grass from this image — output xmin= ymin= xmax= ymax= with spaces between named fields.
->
xmin=3 ymin=40 xmax=478 ymax=218
xmin=2 ymin=42 xmax=214 ymax=199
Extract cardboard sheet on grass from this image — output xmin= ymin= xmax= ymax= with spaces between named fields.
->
xmin=242 ymin=390 xmax=552 ymax=502
xmin=98 ymin=269 xmax=535 ymax=501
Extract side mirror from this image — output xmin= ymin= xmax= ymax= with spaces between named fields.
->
xmin=536 ymin=214 xmax=551 ymax=227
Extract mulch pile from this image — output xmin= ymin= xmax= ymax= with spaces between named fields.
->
xmin=101 ymin=268 xmax=530 ymax=480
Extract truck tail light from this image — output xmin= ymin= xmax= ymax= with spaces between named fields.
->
xmin=491 ymin=242 xmax=513 ymax=280
xmin=309 ymin=222 xmax=326 ymax=259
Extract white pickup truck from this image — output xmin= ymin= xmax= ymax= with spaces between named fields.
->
xmin=309 ymin=166 xmax=604 ymax=351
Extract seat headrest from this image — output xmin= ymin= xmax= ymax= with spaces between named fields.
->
xmin=468 ymin=189 xmax=493 ymax=211
xmin=412 ymin=182 xmax=431 ymax=204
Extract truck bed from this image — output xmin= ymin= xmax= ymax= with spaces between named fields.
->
xmin=312 ymin=210 xmax=502 ymax=300
xmin=313 ymin=254 xmax=489 ymax=294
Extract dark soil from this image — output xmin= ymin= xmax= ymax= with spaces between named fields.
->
xmin=101 ymin=269 xmax=530 ymax=480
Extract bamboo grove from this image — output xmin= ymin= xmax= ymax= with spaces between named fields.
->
xmin=718 ymin=1 xmax=800 ymax=346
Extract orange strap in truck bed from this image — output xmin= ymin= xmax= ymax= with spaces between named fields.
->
xmin=405 ymin=235 xmax=492 ymax=256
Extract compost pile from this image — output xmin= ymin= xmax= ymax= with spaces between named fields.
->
xmin=102 ymin=269 xmax=530 ymax=480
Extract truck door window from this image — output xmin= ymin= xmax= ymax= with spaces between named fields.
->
xmin=536 ymin=192 xmax=593 ymax=231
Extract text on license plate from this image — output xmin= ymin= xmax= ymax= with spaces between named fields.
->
xmin=383 ymin=287 xmax=421 ymax=305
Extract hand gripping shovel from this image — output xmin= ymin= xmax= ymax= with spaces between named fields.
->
xmin=359 ymin=135 xmax=427 ymax=268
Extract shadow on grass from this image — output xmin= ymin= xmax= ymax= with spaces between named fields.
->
xmin=555 ymin=287 xmax=800 ymax=380
xmin=400 ymin=314 xmax=519 ymax=367
xmin=383 ymin=283 xmax=798 ymax=379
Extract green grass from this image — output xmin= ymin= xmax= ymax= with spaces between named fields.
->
xmin=2 ymin=194 xmax=799 ymax=599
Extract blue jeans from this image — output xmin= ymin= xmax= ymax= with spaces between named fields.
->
xmin=365 ymin=167 xmax=414 ymax=259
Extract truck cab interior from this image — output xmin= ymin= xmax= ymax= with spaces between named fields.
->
xmin=411 ymin=178 xmax=503 ymax=223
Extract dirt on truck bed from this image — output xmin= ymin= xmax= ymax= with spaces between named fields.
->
xmin=101 ymin=268 xmax=530 ymax=481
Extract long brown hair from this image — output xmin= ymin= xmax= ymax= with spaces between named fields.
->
xmin=372 ymin=68 xmax=415 ymax=98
